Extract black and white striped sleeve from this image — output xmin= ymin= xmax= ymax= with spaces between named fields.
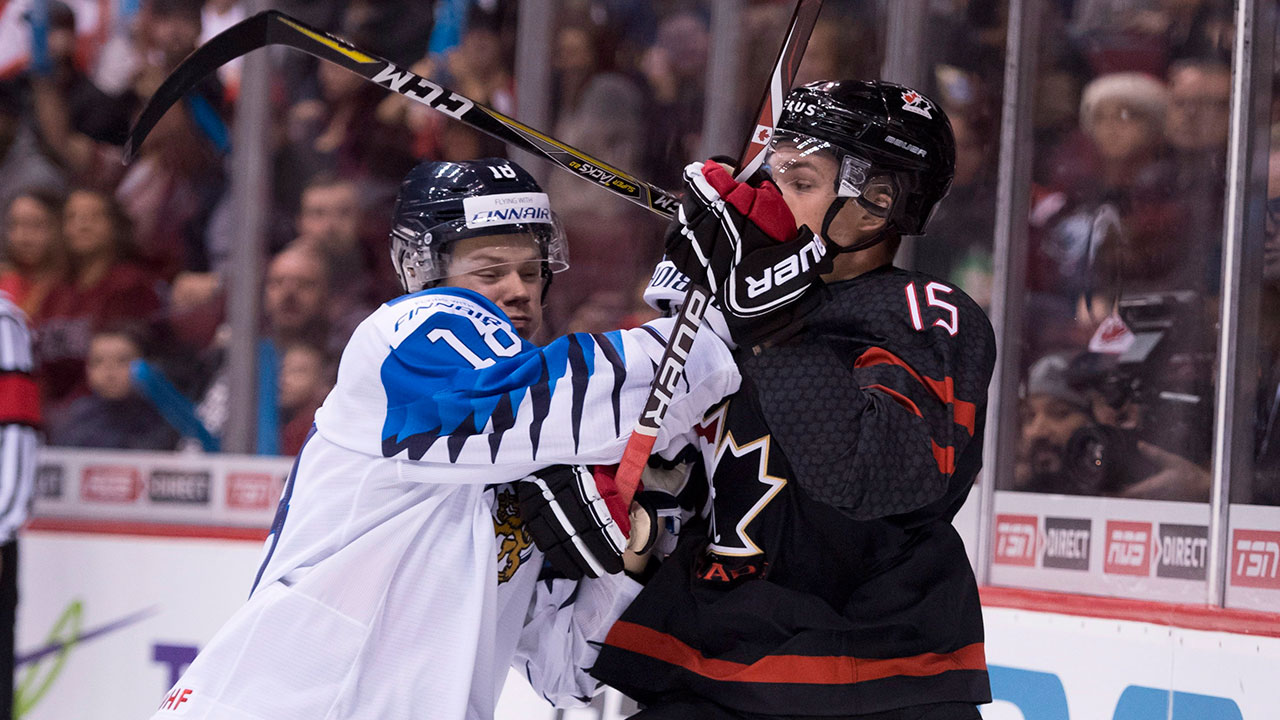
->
xmin=0 ymin=298 xmax=39 ymax=541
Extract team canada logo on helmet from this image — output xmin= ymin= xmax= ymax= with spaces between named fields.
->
xmin=774 ymin=80 xmax=956 ymax=236
xmin=900 ymin=89 xmax=934 ymax=119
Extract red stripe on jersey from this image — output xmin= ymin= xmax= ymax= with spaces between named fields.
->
xmin=604 ymin=621 xmax=986 ymax=685
xmin=0 ymin=373 xmax=40 ymax=426
xmin=931 ymin=440 xmax=956 ymax=474
xmin=854 ymin=348 xmax=976 ymax=435
xmin=864 ymin=384 xmax=922 ymax=418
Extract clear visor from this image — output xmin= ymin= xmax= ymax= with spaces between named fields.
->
xmin=764 ymin=131 xmax=897 ymax=218
xmin=392 ymin=213 xmax=569 ymax=290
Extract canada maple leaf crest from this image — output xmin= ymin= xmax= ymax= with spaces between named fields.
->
xmin=900 ymin=89 xmax=933 ymax=118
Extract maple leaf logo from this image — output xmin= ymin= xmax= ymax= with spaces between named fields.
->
xmin=900 ymin=89 xmax=933 ymax=118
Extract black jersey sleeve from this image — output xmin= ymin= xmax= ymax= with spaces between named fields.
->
xmin=740 ymin=269 xmax=996 ymax=520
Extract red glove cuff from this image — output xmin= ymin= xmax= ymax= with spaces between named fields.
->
xmin=592 ymin=464 xmax=634 ymax=537
xmin=700 ymin=160 xmax=799 ymax=244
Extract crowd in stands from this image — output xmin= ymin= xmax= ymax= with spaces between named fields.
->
xmin=0 ymin=0 xmax=1275 ymax=504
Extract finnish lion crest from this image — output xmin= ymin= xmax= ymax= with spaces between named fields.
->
xmin=492 ymin=486 xmax=533 ymax=583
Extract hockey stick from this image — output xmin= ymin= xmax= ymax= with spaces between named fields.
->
xmin=611 ymin=0 xmax=824 ymax=509
xmin=123 ymin=10 xmax=680 ymax=218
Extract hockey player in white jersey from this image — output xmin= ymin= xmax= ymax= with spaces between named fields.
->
xmin=151 ymin=158 xmax=740 ymax=720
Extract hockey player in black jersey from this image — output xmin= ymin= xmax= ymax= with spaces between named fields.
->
xmin=591 ymin=81 xmax=997 ymax=719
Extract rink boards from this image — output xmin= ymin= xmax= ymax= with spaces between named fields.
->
xmin=17 ymin=448 xmax=1280 ymax=720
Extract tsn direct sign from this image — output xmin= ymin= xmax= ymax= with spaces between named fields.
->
xmin=80 ymin=465 xmax=144 ymax=503
xmin=1231 ymin=529 xmax=1280 ymax=589
xmin=993 ymin=514 xmax=1039 ymax=566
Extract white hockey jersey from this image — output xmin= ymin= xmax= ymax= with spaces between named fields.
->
xmin=152 ymin=287 xmax=739 ymax=720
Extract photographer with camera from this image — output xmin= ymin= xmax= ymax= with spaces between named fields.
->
xmin=1015 ymin=352 xmax=1095 ymax=494
xmin=1015 ymin=347 xmax=1212 ymax=501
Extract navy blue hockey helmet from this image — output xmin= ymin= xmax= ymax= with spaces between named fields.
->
xmin=389 ymin=158 xmax=569 ymax=294
xmin=769 ymin=80 xmax=956 ymax=238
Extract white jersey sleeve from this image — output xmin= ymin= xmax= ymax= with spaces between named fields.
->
xmin=314 ymin=286 xmax=739 ymax=480
xmin=511 ymin=572 xmax=643 ymax=707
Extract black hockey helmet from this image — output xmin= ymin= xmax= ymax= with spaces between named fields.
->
xmin=389 ymin=158 xmax=569 ymax=294
xmin=770 ymin=80 xmax=956 ymax=239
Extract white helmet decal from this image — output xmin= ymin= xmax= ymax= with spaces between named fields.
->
xmin=900 ymin=89 xmax=934 ymax=119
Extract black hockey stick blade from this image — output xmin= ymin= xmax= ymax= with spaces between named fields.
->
xmin=122 ymin=11 xmax=270 ymax=162
xmin=733 ymin=0 xmax=824 ymax=182
xmin=613 ymin=0 xmax=824 ymax=507
xmin=124 ymin=10 xmax=680 ymax=218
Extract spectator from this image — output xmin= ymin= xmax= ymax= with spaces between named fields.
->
xmin=0 ymin=81 xmax=64 ymax=222
xmin=1 ymin=187 xmax=66 ymax=318
xmin=1034 ymin=72 xmax=1190 ymax=321
xmin=373 ymin=9 xmax=512 ymax=164
xmin=114 ymin=0 xmax=226 ymax=282
xmin=1013 ymin=352 xmax=1095 ymax=493
xmin=640 ymin=10 xmax=709 ymax=188
xmin=276 ymin=340 xmax=332 ymax=456
xmin=35 ymin=188 xmax=161 ymax=419
xmin=262 ymin=242 xmax=332 ymax=351
xmin=0 ymin=290 xmax=37 ymax=720
xmin=1080 ymin=73 xmax=1169 ymax=189
xmin=1163 ymin=59 xmax=1231 ymax=294
xmin=279 ymin=58 xmax=414 ymax=208
xmin=543 ymin=21 xmax=651 ymax=334
xmin=915 ymin=109 xmax=999 ymax=307
xmin=1166 ymin=58 xmax=1231 ymax=166
xmin=197 ymin=243 xmax=332 ymax=453
xmin=1078 ymin=72 xmax=1197 ymax=295
xmin=26 ymin=0 xmax=143 ymax=192
xmin=21 ymin=0 xmax=134 ymax=146
xmin=48 ymin=326 xmax=180 ymax=449
xmin=292 ymin=174 xmax=387 ymax=312
xmin=295 ymin=175 xmax=362 ymax=260
xmin=134 ymin=0 xmax=207 ymax=99
xmin=1014 ymin=348 xmax=1212 ymax=500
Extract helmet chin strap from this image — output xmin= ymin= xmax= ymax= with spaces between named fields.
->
xmin=820 ymin=197 xmax=890 ymax=254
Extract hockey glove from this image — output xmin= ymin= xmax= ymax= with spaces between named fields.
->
xmin=643 ymin=259 xmax=737 ymax=348
xmin=516 ymin=465 xmax=627 ymax=580
xmin=665 ymin=159 xmax=833 ymax=347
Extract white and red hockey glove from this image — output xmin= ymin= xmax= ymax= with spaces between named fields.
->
xmin=664 ymin=159 xmax=833 ymax=347
xmin=516 ymin=465 xmax=629 ymax=580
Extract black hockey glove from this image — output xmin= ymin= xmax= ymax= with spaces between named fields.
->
xmin=516 ymin=465 xmax=627 ymax=580
xmin=664 ymin=159 xmax=833 ymax=347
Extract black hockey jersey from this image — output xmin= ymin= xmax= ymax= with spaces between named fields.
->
xmin=592 ymin=266 xmax=997 ymax=716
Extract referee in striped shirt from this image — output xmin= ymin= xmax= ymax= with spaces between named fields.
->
xmin=0 ymin=290 xmax=38 ymax=718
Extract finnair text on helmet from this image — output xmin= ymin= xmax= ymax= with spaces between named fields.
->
xmin=468 ymin=206 xmax=551 ymax=227
xmin=744 ymin=235 xmax=828 ymax=300
xmin=461 ymin=192 xmax=552 ymax=229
